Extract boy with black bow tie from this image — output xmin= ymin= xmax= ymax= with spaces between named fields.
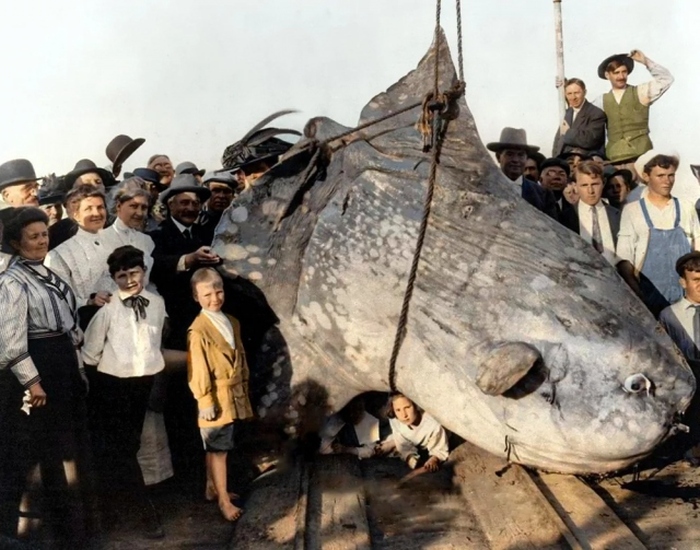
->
xmin=82 ymin=245 xmax=167 ymax=538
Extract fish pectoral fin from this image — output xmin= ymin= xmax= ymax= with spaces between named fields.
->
xmin=476 ymin=342 xmax=542 ymax=396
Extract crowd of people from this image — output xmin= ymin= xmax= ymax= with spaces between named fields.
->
xmin=0 ymin=47 xmax=697 ymax=546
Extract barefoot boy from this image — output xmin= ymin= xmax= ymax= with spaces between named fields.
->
xmin=187 ymin=268 xmax=253 ymax=521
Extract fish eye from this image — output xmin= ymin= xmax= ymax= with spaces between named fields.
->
xmin=623 ymin=374 xmax=652 ymax=395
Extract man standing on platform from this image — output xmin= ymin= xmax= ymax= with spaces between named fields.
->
xmin=593 ymin=50 xmax=673 ymax=175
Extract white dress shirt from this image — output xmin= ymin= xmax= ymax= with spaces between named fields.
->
xmin=592 ymin=59 xmax=674 ymax=108
xmin=81 ymin=288 xmax=166 ymax=378
xmin=616 ymin=193 xmax=700 ymax=271
xmin=45 ymin=228 xmax=114 ymax=305
xmin=659 ymin=298 xmax=700 ymax=361
xmin=171 ymin=218 xmax=195 ymax=272
xmin=577 ymin=201 xmax=618 ymax=265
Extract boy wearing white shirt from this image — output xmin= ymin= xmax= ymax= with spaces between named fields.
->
xmin=563 ymin=160 xmax=621 ymax=266
xmin=82 ymin=245 xmax=166 ymax=538
xmin=187 ymin=268 xmax=253 ymax=522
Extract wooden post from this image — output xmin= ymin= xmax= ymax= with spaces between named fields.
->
xmin=553 ymin=0 xmax=566 ymax=120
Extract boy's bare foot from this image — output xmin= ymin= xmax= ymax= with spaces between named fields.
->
xmin=219 ymin=499 xmax=243 ymax=522
xmin=205 ymin=485 xmax=240 ymax=501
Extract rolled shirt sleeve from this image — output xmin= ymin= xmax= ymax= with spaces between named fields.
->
xmin=0 ymin=277 xmax=41 ymax=388
xmin=637 ymin=59 xmax=674 ymax=107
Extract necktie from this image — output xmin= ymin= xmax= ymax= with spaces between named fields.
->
xmin=123 ymin=295 xmax=150 ymax=321
xmin=183 ymin=228 xmax=192 ymax=240
xmin=591 ymin=206 xmax=604 ymax=254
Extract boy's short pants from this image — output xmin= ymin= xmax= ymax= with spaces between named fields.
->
xmin=200 ymin=423 xmax=235 ymax=452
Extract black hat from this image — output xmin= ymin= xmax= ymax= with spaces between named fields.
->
xmin=558 ymin=148 xmax=591 ymax=161
xmin=606 ymin=168 xmax=634 ymax=189
xmin=159 ymin=174 xmax=211 ymax=205
xmin=527 ymin=151 xmax=546 ymax=168
xmin=676 ymin=251 xmax=700 ymax=277
xmin=540 ymin=157 xmax=571 ymax=178
xmin=0 ymin=159 xmax=39 ymax=193
xmin=105 ymin=134 xmax=146 ymax=177
xmin=175 ymin=161 xmax=205 ymax=177
xmin=132 ymin=168 xmax=161 ymax=186
xmin=63 ymin=159 xmax=116 ymax=189
xmin=598 ymin=53 xmax=634 ymax=80
xmin=486 ymin=127 xmax=540 ymax=153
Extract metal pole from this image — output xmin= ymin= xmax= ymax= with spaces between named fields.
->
xmin=553 ymin=0 xmax=566 ymax=120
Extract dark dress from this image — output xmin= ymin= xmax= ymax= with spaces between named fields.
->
xmin=0 ymin=258 xmax=93 ymax=545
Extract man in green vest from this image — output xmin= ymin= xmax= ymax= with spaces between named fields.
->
xmin=593 ymin=50 xmax=673 ymax=176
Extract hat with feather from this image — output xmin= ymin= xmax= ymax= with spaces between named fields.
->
xmin=221 ymin=110 xmax=301 ymax=172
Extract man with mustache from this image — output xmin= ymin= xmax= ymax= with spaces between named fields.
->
xmin=487 ymin=128 xmax=558 ymax=220
xmin=592 ymin=50 xmax=673 ymax=173
xmin=0 ymin=159 xmax=40 ymax=209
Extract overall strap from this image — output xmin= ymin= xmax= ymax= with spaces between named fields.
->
xmin=673 ymin=197 xmax=681 ymax=228
xmin=639 ymin=199 xmax=654 ymax=229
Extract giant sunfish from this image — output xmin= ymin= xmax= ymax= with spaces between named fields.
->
xmin=212 ymin=32 xmax=695 ymax=474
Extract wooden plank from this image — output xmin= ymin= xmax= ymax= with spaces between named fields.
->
xmin=451 ymin=443 xmax=569 ymax=550
xmin=536 ymin=472 xmax=647 ymax=550
xmin=306 ymin=455 xmax=371 ymax=550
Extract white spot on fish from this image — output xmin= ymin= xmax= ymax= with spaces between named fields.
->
xmin=267 ymin=383 xmax=276 ymax=393
xmin=249 ymin=272 xmax=263 ymax=281
xmin=273 ymin=365 xmax=282 ymax=377
xmin=267 ymin=258 xmax=277 ymax=266
xmin=531 ymin=274 xmax=556 ymax=292
xmin=307 ymin=301 xmax=332 ymax=330
xmin=258 ymin=407 xmax=267 ymax=418
xmin=261 ymin=395 xmax=272 ymax=407
xmin=248 ymin=257 xmax=262 ymax=265
xmin=226 ymin=244 xmax=249 ymax=261
xmin=246 ymin=245 xmax=260 ymax=253
xmin=231 ymin=206 xmax=249 ymax=223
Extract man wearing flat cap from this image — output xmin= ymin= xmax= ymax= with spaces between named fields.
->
xmin=487 ymin=128 xmax=558 ymax=221
xmin=592 ymin=50 xmax=673 ymax=170
xmin=198 ymin=171 xmax=240 ymax=244
xmin=0 ymin=159 xmax=40 ymax=209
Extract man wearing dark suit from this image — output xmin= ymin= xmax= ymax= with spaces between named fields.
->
xmin=487 ymin=128 xmax=559 ymax=221
xmin=562 ymin=160 xmax=621 ymax=266
xmin=552 ymin=78 xmax=607 ymax=158
xmin=148 ymin=174 xmax=220 ymax=484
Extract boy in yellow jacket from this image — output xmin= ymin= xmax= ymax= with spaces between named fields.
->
xmin=187 ymin=267 xmax=253 ymax=521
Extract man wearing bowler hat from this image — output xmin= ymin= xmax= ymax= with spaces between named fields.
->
xmin=0 ymin=159 xmax=40 ymax=209
xmin=147 ymin=174 xmax=220 ymax=483
xmin=487 ymin=128 xmax=558 ymax=221
xmin=106 ymin=134 xmax=146 ymax=178
xmin=592 ymin=50 xmax=673 ymax=170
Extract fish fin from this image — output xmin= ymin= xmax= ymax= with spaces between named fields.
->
xmin=476 ymin=342 xmax=542 ymax=396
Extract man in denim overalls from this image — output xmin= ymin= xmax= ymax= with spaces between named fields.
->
xmin=616 ymin=151 xmax=700 ymax=317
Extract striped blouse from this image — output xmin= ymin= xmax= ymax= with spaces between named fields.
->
xmin=0 ymin=257 xmax=82 ymax=388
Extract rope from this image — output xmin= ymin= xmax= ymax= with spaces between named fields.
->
xmin=456 ymin=0 xmax=465 ymax=82
xmin=387 ymin=0 xmax=447 ymax=393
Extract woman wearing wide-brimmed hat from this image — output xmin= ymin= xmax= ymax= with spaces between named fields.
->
xmin=0 ymin=207 xmax=94 ymax=545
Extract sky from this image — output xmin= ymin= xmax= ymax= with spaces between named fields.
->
xmin=1 ymin=0 xmax=698 ymax=197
